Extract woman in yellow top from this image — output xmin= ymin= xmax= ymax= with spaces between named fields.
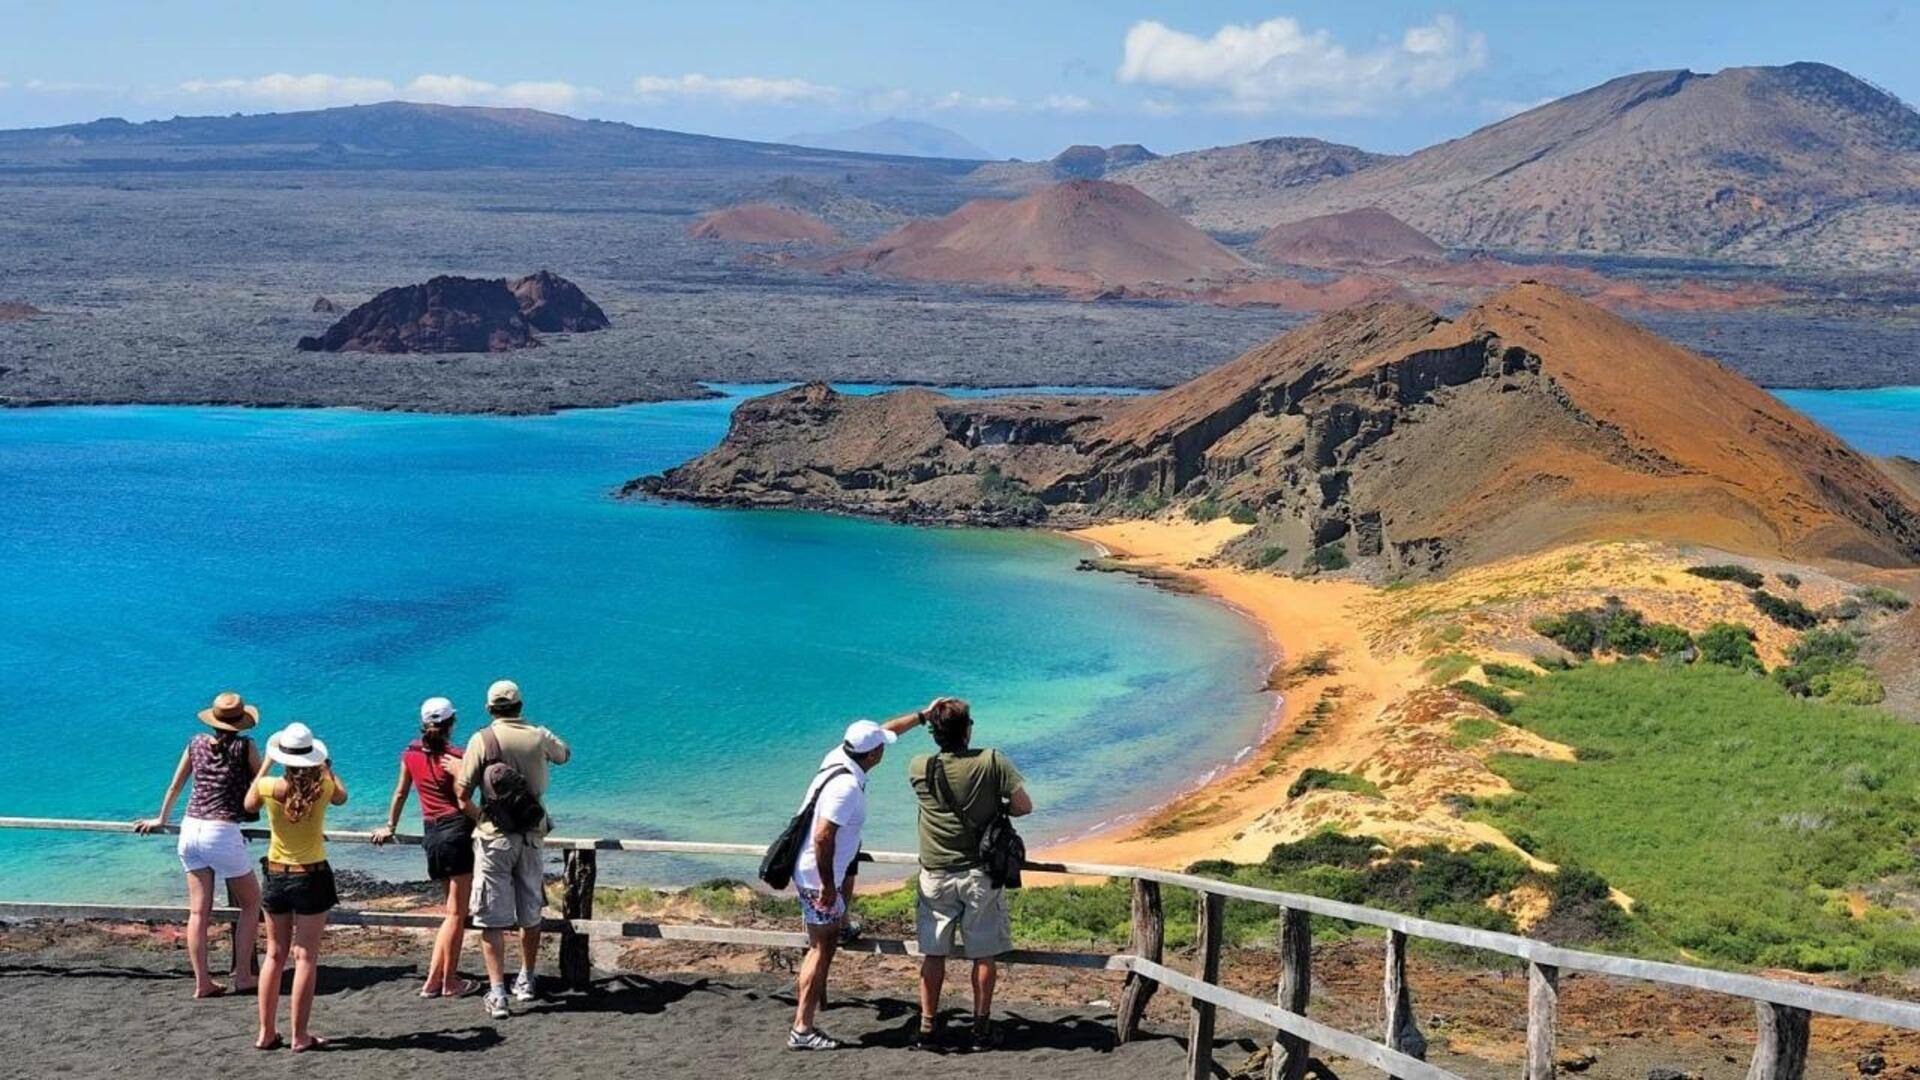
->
xmin=244 ymin=722 xmax=349 ymax=1053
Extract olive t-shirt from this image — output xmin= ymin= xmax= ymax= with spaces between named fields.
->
xmin=909 ymin=748 xmax=1025 ymax=872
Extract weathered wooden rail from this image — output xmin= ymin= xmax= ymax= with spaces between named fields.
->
xmin=4 ymin=816 xmax=1918 ymax=1079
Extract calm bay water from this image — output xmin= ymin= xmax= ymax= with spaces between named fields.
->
xmin=1 ymin=383 xmax=1913 ymax=901
xmin=0 ymin=386 xmax=1271 ymax=899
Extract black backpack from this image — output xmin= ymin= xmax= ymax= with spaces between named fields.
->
xmin=926 ymin=753 xmax=1026 ymax=890
xmin=759 ymin=766 xmax=849 ymax=890
xmin=478 ymin=728 xmax=548 ymax=834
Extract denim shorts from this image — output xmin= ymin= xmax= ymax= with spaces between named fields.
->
xmin=796 ymin=886 xmax=846 ymax=927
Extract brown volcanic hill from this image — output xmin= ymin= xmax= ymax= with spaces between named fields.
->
xmin=1255 ymin=208 xmax=1444 ymax=268
xmin=1227 ymin=63 xmax=1920 ymax=270
xmin=689 ymin=203 xmax=841 ymax=244
xmin=824 ymin=179 xmax=1252 ymax=292
xmin=508 ymin=270 xmax=610 ymax=332
xmin=1106 ymin=137 xmax=1393 ymax=228
xmin=641 ymin=284 xmax=1920 ymax=576
xmin=297 ymin=275 xmax=536 ymax=353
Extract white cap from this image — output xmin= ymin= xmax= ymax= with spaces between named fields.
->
xmin=420 ymin=696 xmax=456 ymax=726
xmin=487 ymin=680 xmax=521 ymax=708
xmin=842 ymin=720 xmax=898 ymax=755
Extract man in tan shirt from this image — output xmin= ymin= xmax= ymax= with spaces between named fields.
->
xmin=455 ymin=679 xmax=570 ymax=1020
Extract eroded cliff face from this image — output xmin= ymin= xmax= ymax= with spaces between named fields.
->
xmin=638 ymin=286 xmax=1920 ymax=578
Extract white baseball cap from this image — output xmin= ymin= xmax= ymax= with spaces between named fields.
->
xmin=420 ymin=696 xmax=456 ymax=726
xmin=842 ymin=720 xmax=898 ymax=755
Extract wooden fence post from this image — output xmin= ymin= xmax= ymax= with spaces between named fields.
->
xmin=1116 ymin=879 xmax=1164 ymax=1044
xmin=560 ymin=847 xmax=597 ymax=991
xmin=1186 ymin=891 xmax=1227 ymax=1080
xmin=1747 ymin=1002 xmax=1810 ymax=1080
xmin=1266 ymin=907 xmax=1312 ymax=1080
xmin=1527 ymin=962 xmax=1559 ymax=1080
xmin=1383 ymin=929 xmax=1428 ymax=1074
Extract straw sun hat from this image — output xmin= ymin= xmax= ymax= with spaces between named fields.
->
xmin=266 ymin=722 xmax=329 ymax=769
xmin=197 ymin=691 xmax=260 ymax=733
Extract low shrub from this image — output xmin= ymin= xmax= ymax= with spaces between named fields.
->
xmin=1228 ymin=503 xmax=1260 ymax=525
xmin=1774 ymin=629 xmax=1883 ymax=703
xmin=1696 ymin=621 xmax=1764 ymax=672
xmin=1310 ymin=543 xmax=1350 ymax=571
xmin=1481 ymin=662 xmax=1539 ymax=686
xmin=1532 ymin=598 xmax=1693 ymax=659
xmin=1857 ymin=586 xmax=1912 ymax=612
xmin=1287 ymin=767 xmax=1382 ymax=800
xmin=1450 ymin=680 xmax=1515 ymax=716
xmin=1687 ymin=564 xmax=1765 ymax=589
xmin=1250 ymin=545 xmax=1289 ymax=569
xmin=1778 ymin=573 xmax=1801 ymax=590
xmin=1184 ymin=497 xmax=1222 ymax=522
xmin=1752 ymin=589 xmax=1820 ymax=629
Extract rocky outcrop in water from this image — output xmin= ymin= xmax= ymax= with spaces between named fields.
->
xmin=297 ymin=276 xmax=536 ymax=353
xmin=508 ymin=270 xmax=610 ymax=332
xmin=640 ymin=284 xmax=1920 ymax=578
xmin=311 ymin=296 xmax=341 ymax=314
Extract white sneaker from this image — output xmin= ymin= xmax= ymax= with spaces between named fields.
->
xmin=511 ymin=971 xmax=537 ymax=1002
xmin=484 ymin=990 xmax=510 ymax=1020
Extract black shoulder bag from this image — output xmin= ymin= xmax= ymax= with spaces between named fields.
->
xmin=927 ymin=754 xmax=1025 ymax=890
xmin=759 ymin=766 xmax=849 ymax=890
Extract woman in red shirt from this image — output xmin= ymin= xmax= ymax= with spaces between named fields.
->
xmin=372 ymin=696 xmax=475 ymax=997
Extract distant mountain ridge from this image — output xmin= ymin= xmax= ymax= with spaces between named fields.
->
xmin=1157 ymin=63 xmax=1920 ymax=270
xmin=0 ymin=101 xmax=983 ymax=172
xmin=782 ymin=118 xmax=991 ymax=160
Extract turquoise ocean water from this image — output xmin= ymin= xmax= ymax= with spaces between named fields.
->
xmin=1 ymin=384 xmax=1913 ymax=901
xmin=0 ymin=386 xmax=1273 ymax=899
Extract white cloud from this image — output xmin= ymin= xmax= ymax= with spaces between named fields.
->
xmin=930 ymin=90 xmax=1018 ymax=111
xmin=23 ymin=78 xmax=123 ymax=94
xmin=631 ymin=73 xmax=842 ymax=106
xmin=1117 ymin=14 xmax=1488 ymax=115
xmin=1038 ymin=93 xmax=1093 ymax=113
xmin=402 ymin=74 xmax=598 ymax=111
xmin=179 ymin=73 xmax=396 ymax=106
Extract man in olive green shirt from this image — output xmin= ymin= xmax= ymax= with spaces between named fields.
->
xmin=907 ymin=698 xmax=1032 ymax=1051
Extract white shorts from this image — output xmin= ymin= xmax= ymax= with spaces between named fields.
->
xmin=177 ymin=817 xmax=253 ymax=879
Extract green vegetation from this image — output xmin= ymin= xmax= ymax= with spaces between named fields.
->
xmin=1481 ymin=662 xmax=1539 ymax=688
xmin=1116 ymin=490 xmax=1169 ymax=514
xmin=1451 ymin=714 xmax=1503 ymax=748
xmin=976 ymin=465 xmax=1043 ymax=514
xmin=1686 ymin=564 xmax=1765 ymax=589
xmin=1250 ymin=545 xmax=1289 ymax=569
xmin=1774 ymin=629 xmax=1885 ymax=704
xmin=1228 ymin=503 xmax=1260 ymax=525
xmin=1751 ymin=589 xmax=1820 ymax=629
xmin=1857 ymin=586 xmax=1912 ymax=612
xmin=1287 ymin=767 xmax=1382 ymax=800
xmin=1422 ymin=651 xmax=1477 ymax=685
xmin=1531 ymin=598 xmax=1693 ymax=659
xmin=1450 ymin=680 xmax=1516 ymax=715
xmin=1184 ymin=497 xmax=1223 ymax=522
xmin=1482 ymin=661 xmax=1920 ymax=971
xmin=1695 ymin=621 xmax=1764 ymax=672
xmin=1778 ymin=573 xmax=1801 ymax=590
xmin=1310 ymin=543 xmax=1350 ymax=572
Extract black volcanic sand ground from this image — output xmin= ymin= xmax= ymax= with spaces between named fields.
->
xmin=1 ymin=925 xmax=1901 ymax=1080
xmin=1 ymin=168 xmax=1916 ymax=414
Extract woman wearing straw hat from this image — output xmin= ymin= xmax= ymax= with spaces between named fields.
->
xmin=134 ymin=690 xmax=266 ymax=998
xmin=245 ymin=722 xmax=349 ymax=1053
xmin=371 ymin=696 xmax=476 ymax=998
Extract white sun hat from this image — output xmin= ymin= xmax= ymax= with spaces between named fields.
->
xmin=267 ymin=722 xmax=329 ymax=768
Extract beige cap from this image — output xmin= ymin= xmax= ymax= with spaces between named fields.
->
xmin=487 ymin=679 xmax=522 ymax=708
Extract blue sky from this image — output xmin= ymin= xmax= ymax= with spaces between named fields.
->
xmin=1 ymin=1 xmax=1915 ymax=157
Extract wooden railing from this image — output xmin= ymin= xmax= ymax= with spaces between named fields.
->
xmin=4 ymin=816 xmax=1918 ymax=1079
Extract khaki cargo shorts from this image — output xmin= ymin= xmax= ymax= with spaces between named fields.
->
xmin=916 ymin=867 xmax=1012 ymax=959
xmin=473 ymin=831 xmax=546 ymax=929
